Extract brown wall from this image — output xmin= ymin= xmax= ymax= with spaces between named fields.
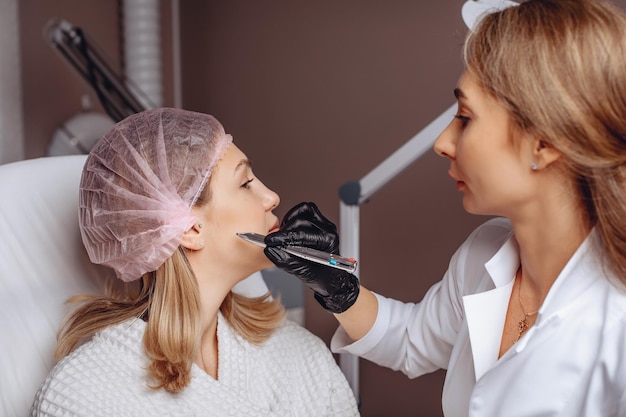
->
xmin=20 ymin=0 xmax=120 ymax=159
xmin=18 ymin=1 xmax=626 ymax=416
xmin=19 ymin=0 xmax=175 ymax=158
xmin=178 ymin=2 xmax=481 ymax=416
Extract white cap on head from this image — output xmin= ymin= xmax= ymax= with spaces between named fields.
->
xmin=462 ymin=0 xmax=520 ymax=30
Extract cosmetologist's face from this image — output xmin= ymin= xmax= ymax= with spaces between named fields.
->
xmin=433 ymin=71 xmax=535 ymax=217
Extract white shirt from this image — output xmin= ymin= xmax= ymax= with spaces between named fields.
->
xmin=332 ymin=217 xmax=626 ymax=416
xmin=32 ymin=312 xmax=359 ymax=417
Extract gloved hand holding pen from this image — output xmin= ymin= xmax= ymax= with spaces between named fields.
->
xmin=264 ymin=202 xmax=360 ymax=314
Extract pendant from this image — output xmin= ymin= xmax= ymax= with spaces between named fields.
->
xmin=517 ymin=315 xmax=529 ymax=340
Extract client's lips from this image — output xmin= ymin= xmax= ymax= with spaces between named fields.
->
xmin=268 ymin=220 xmax=280 ymax=233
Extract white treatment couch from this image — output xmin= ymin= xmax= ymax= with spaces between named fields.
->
xmin=0 ymin=155 xmax=270 ymax=417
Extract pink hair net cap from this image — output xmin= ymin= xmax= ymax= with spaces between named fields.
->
xmin=79 ymin=108 xmax=232 ymax=282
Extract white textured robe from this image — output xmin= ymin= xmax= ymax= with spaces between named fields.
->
xmin=31 ymin=313 xmax=359 ymax=416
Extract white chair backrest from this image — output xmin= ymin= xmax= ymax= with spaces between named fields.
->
xmin=0 ymin=155 xmax=269 ymax=417
xmin=0 ymin=155 xmax=106 ymax=416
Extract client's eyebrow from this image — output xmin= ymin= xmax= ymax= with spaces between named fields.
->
xmin=454 ymin=88 xmax=466 ymax=100
xmin=234 ymin=159 xmax=252 ymax=175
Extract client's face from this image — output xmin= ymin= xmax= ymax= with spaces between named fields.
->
xmin=198 ymin=144 xmax=280 ymax=274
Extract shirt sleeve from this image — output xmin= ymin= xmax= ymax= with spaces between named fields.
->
xmin=331 ymin=217 xmax=513 ymax=379
xmin=331 ymin=283 xmax=458 ymax=378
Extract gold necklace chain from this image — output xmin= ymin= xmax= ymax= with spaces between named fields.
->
xmin=517 ymin=271 xmax=539 ymax=341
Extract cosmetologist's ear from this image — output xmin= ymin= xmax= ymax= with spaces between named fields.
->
xmin=533 ymin=138 xmax=562 ymax=170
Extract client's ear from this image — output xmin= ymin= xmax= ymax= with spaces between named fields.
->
xmin=181 ymin=223 xmax=205 ymax=251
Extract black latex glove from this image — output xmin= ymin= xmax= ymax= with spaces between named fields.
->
xmin=264 ymin=202 xmax=359 ymax=314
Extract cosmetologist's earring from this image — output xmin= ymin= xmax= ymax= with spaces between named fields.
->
xmin=197 ymin=223 xmax=203 ymax=229
xmin=531 ymin=162 xmax=538 ymax=171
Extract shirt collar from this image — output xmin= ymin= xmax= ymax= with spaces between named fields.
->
xmin=484 ymin=234 xmax=520 ymax=288
xmin=483 ymin=227 xmax=603 ymax=321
